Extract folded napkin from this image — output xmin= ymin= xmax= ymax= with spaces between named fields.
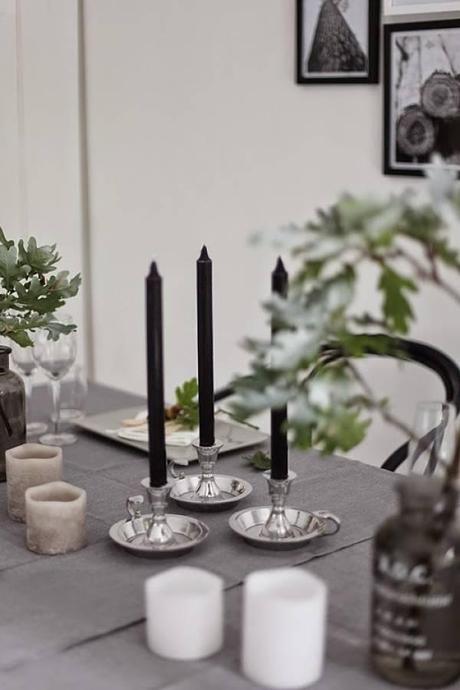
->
xmin=118 ymin=427 xmax=197 ymax=447
xmin=117 ymin=409 xmax=198 ymax=447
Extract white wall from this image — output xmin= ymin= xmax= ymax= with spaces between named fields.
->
xmin=0 ymin=0 xmax=21 ymax=235
xmin=83 ymin=0 xmax=405 ymax=398
xmin=0 ymin=0 xmax=88 ymax=363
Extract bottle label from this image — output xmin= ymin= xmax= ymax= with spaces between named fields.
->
xmin=372 ymin=551 xmax=460 ymax=661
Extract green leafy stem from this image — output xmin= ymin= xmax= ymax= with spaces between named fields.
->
xmin=0 ymin=228 xmax=81 ymax=346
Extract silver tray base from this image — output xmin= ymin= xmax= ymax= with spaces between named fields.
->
xmin=109 ymin=513 xmax=209 ymax=558
xmin=229 ymin=506 xmax=340 ymax=550
xmin=170 ymin=474 xmax=253 ymax=512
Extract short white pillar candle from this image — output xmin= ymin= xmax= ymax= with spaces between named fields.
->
xmin=242 ymin=568 xmax=327 ymax=689
xmin=145 ymin=566 xmax=224 ymax=660
xmin=25 ymin=481 xmax=87 ymax=555
xmin=6 ymin=443 xmax=63 ymax=522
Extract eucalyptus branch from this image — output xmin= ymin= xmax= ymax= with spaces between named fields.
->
xmin=395 ymin=246 xmax=460 ymax=306
xmin=215 ymin=407 xmax=260 ymax=430
xmin=347 ymin=361 xmax=416 ymax=441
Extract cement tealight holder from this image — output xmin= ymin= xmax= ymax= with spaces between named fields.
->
xmin=25 ymin=481 xmax=87 ymax=555
xmin=6 ymin=443 xmax=63 ymax=522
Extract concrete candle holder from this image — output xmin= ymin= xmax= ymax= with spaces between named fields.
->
xmin=25 ymin=481 xmax=87 ymax=555
xmin=6 ymin=443 xmax=63 ymax=522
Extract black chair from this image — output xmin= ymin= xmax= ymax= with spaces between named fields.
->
xmin=320 ymin=336 xmax=460 ymax=471
xmin=216 ymin=335 xmax=460 ymax=472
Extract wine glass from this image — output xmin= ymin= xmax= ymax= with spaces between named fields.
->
xmin=10 ymin=343 xmax=48 ymax=436
xmin=408 ymin=401 xmax=457 ymax=478
xmin=33 ymin=327 xmax=77 ymax=446
xmin=54 ymin=363 xmax=87 ymax=421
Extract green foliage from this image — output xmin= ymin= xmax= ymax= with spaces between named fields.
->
xmin=232 ymin=166 xmax=460 ymax=456
xmin=378 ymin=267 xmax=417 ymax=334
xmin=0 ymin=229 xmax=81 ymax=346
xmin=244 ymin=449 xmax=271 ymax=471
xmin=173 ymin=378 xmax=199 ymax=430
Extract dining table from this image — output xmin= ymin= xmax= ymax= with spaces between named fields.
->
xmin=0 ymin=382 xmax=453 ymax=690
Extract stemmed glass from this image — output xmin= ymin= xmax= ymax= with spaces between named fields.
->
xmin=10 ymin=343 xmax=48 ymax=436
xmin=408 ymin=401 xmax=457 ymax=477
xmin=58 ymin=364 xmax=87 ymax=421
xmin=33 ymin=327 xmax=77 ymax=446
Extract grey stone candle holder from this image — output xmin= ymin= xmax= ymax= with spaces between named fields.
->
xmin=6 ymin=443 xmax=63 ymax=522
xmin=25 ymin=481 xmax=87 ymax=555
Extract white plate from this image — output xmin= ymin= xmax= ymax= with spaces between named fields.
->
xmin=74 ymin=406 xmax=268 ymax=465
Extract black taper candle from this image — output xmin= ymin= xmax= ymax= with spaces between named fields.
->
xmin=197 ymin=245 xmax=215 ymax=447
xmin=146 ymin=262 xmax=167 ymax=487
xmin=271 ymin=257 xmax=289 ymax=480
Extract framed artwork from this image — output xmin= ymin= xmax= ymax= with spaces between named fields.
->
xmin=384 ymin=0 xmax=460 ymax=17
xmin=384 ymin=19 xmax=460 ymax=176
xmin=296 ymin=0 xmax=381 ymax=84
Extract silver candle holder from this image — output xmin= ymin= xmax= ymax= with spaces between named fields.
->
xmin=169 ymin=439 xmax=253 ymax=511
xmin=229 ymin=470 xmax=341 ymax=550
xmin=260 ymin=471 xmax=297 ymax=540
xmin=108 ymin=480 xmax=209 ymax=558
xmin=193 ymin=440 xmax=224 ymax=500
xmin=144 ymin=483 xmax=176 ymax=546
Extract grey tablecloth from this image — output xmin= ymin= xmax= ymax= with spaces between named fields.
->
xmin=0 ymin=383 xmax=444 ymax=690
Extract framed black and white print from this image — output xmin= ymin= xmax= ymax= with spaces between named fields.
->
xmin=384 ymin=19 xmax=460 ymax=176
xmin=384 ymin=1 xmax=460 ymax=18
xmin=296 ymin=0 xmax=381 ymax=84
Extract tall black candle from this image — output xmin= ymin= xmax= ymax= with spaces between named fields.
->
xmin=146 ymin=262 xmax=167 ymax=487
xmin=271 ymin=257 xmax=288 ymax=480
xmin=197 ymin=246 xmax=215 ymax=447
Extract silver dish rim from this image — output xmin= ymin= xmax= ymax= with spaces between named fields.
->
xmin=109 ymin=513 xmax=210 ymax=558
xmin=169 ymin=474 xmax=253 ymax=511
xmin=228 ymin=506 xmax=341 ymax=550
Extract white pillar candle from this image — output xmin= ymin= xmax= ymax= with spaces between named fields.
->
xmin=6 ymin=443 xmax=63 ymax=522
xmin=242 ymin=568 xmax=327 ymax=689
xmin=145 ymin=566 xmax=223 ymax=660
xmin=25 ymin=481 xmax=87 ymax=555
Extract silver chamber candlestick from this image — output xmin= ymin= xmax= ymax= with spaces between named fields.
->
xmin=260 ymin=471 xmax=297 ymax=539
xmin=229 ymin=470 xmax=341 ymax=550
xmin=169 ymin=439 xmax=253 ymax=511
xmin=108 ymin=479 xmax=209 ymax=558
xmin=144 ymin=483 xmax=176 ymax=546
xmin=193 ymin=440 xmax=224 ymax=500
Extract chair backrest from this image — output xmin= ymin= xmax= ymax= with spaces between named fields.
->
xmin=322 ymin=336 xmax=460 ymax=471
xmin=218 ymin=336 xmax=460 ymax=472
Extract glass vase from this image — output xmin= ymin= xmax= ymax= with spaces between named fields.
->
xmin=0 ymin=346 xmax=26 ymax=481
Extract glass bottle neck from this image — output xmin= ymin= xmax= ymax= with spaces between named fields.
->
xmin=401 ymin=493 xmax=456 ymax=528
xmin=0 ymin=346 xmax=11 ymax=374
xmin=399 ymin=479 xmax=457 ymax=528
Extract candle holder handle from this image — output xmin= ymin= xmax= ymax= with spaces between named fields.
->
xmin=260 ymin=471 xmax=297 ymax=540
xmin=144 ymin=483 xmax=176 ymax=546
xmin=167 ymin=459 xmax=186 ymax=481
xmin=126 ymin=495 xmax=144 ymax=520
xmin=192 ymin=440 xmax=224 ymax=500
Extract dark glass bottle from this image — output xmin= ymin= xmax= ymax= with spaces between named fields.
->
xmin=371 ymin=475 xmax=460 ymax=688
xmin=0 ymin=346 xmax=26 ymax=481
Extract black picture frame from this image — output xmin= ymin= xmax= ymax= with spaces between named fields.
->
xmin=296 ymin=0 xmax=381 ymax=85
xmin=383 ymin=18 xmax=460 ymax=177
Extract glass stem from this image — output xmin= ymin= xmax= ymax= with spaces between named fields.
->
xmin=51 ymin=379 xmax=61 ymax=436
xmin=23 ymin=374 xmax=32 ymax=414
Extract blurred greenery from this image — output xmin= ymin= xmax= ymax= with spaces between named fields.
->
xmin=232 ymin=164 xmax=460 ymax=455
